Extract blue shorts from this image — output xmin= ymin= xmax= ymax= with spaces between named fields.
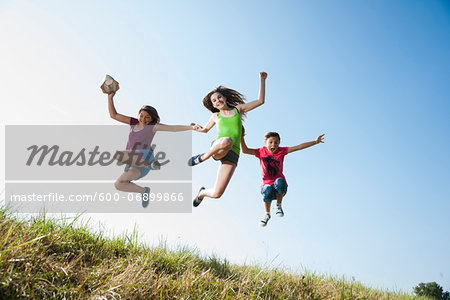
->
xmin=128 ymin=149 xmax=154 ymax=179
xmin=261 ymin=178 xmax=288 ymax=202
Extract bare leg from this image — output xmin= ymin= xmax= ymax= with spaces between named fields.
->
xmin=114 ymin=151 xmax=151 ymax=167
xmin=200 ymin=137 xmax=233 ymax=162
xmin=264 ymin=201 xmax=271 ymax=213
xmin=199 ymin=161 xmax=236 ymax=199
xmin=114 ymin=168 xmax=146 ymax=193
xmin=276 ymin=193 xmax=284 ymax=205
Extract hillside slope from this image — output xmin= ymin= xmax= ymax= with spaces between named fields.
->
xmin=0 ymin=209 xmax=428 ymax=299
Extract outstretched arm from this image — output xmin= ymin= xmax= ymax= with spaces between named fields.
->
xmin=236 ymin=72 xmax=267 ymax=114
xmin=193 ymin=114 xmax=216 ymax=133
xmin=240 ymin=127 xmax=256 ymax=155
xmin=108 ymin=92 xmax=131 ymax=124
xmin=153 ymin=123 xmax=200 ymax=132
xmin=287 ymin=134 xmax=325 ymax=154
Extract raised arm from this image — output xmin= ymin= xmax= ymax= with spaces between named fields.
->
xmin=236 ymin=72 xmax=267 ymax=114
xmin=108 ymin=92 xmax=131 ymax=124
xmin=287 ymin=134 xmax=325 ymax=154
xmin=240 ymin=127 xmax=256 ymax=155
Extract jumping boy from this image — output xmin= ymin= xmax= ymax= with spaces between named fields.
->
xmin=241 ymin=130 xmax=325 ymax=226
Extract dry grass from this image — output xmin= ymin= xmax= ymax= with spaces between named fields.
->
xmin=0 ymin=208 xmax=429 ymax=299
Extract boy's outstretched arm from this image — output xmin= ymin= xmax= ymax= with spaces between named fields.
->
xmin=287 ymin=134 xmax=325 ymax=154
xmin=241 ymin=127 xmax=256 ymax=155
xmin=236 ymin=72 xmax=267 ymax=114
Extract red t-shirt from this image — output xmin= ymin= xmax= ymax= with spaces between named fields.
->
xmin=254 ymin=146 xmax=288 ymax=186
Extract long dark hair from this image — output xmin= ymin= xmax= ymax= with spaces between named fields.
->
xmin=139 ymin=105 xmax=160 ymax=123
xmin=203 ymin=85 xmax=247 ymax=117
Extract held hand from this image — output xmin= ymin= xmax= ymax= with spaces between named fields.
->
xmin=191 ymin=123 xmax=204 ymax=132
xmin=316 ymin=134 xmax=325 ymax=144
xmin=260 ymin=72 xmax=268 ymax=80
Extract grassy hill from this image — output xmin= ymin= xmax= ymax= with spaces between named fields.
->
xmin=0 ymin=208 xmax=428 ymax=299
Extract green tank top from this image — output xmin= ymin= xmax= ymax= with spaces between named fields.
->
xmin=216 ymin=108 xmax=242 ymax=155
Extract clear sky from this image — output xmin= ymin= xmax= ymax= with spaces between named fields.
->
xmin=1 ymin=0 xmax=449 ymax=293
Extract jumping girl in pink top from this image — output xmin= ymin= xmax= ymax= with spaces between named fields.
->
xmin=107 ymin=91 xmax=201 ymax=208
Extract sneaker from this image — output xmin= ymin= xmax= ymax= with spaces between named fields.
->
xmin=259 ymin=213 xmax=271 ymax=227
xmin=188 ymin=154 xmax=204 ymax=166
xmin=142 ymin=187 xmax=150 ymax=208
xmin=150 ymin=160 xmax=161 ymax=170
xmin=275 ymin=205 xmax=284 ymax=217
xmin=193 ymin=187 xmax=206 ymax=207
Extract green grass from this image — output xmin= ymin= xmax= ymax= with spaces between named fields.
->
xmin=0 ymin=208 xmax=430 ymax=299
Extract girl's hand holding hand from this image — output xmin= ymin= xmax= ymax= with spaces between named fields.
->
xmin=260 ymin=72 xmax=268 ymax=80
xmin=191 ymin=123 xmax=204 ymax=132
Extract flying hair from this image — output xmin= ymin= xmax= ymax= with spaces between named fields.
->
xmin=203 ymin=85 xmax=247 ymax=118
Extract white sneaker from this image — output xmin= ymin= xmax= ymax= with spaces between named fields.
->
xmin=259 ymin=213 xmax=271 ymax=227
xmin=275 ymin=205 xmax=284 ymax=217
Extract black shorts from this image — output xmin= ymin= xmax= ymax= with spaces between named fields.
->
xmin=213 ymin=149 xmax=239 ymax=165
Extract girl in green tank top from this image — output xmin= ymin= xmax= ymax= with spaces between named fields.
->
xmin=189 ymin=72 xmax=268 ymax=207
xmin=216 ymin=107 xmax=242 ymax=156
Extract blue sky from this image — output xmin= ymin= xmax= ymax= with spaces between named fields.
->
xmin=1 ymin=0 xmax=449 ymax=293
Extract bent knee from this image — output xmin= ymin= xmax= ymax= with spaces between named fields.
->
xmin=219 ymin=137 xmax=233 ymax=149
xmin=274 ymin=178 xmax=286 ymax=187
xmin=274 ymin=178 xmax=287 ymax=194
xmin=261 ymin=185 xmax=276 ymax=199
xmin=210 ymin=190 xmax=225 ymax=199
xmin=114 ymin=180 xmax=130 ymax=191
